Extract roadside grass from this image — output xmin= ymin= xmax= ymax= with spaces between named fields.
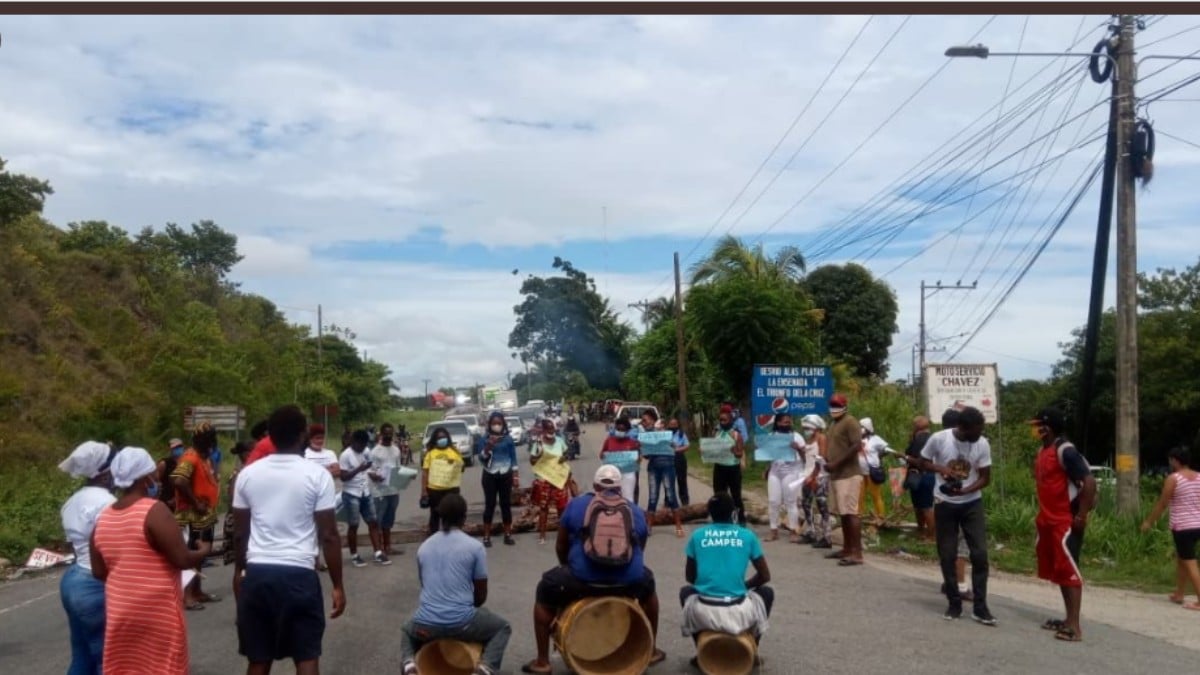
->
xmin=379 ymin=409 xmax=444 ymax=435
xmin=0 ymin=464 xmax=76 ymax=563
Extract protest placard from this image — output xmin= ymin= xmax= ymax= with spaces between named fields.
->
xmin=533 ymin=456 xmax=571 ymax=489
xmin=638 ymin=431 xmax=674 ymax=456
xmin=753 ymin=433 xmax=798 ymax=463
xmin=604 ymin=450 xmax=640 ymax=474
xmin=700 ymin=437 xmax=736 ymax=464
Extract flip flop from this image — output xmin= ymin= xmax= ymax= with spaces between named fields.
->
xmin=1041 ymin=619 xmax=1066 ymax=631
xmin=520 ymin=660 xmax=552 ymax=674
xmin=1054 ymin=628 xmax=1082 ymax=642
xmin=649 ymin=649 xmax=666 ymax=665
xmin=198 ymin=593 xmax=222 ymax=603
xmin=185 ymin=602 xmax=206 ymax=611
xmin=824 ymin=551 xmax=846 ymax=559
xmin=1168 ymin=594 xmax=1185 ymax=604
xmin=837 ymin=558 xmax=864 ymax=566
xmin=1183 ymin=602 xmax=1200 ymax=611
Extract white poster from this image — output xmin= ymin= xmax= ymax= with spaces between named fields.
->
xmin=925 ymin=363 xmax=999 ymax=424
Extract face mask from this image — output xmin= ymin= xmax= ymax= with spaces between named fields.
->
xmin=146 ymin=479 xmax=160 ymax=498
xmin=614 ymin=431 xmax=627 ymax=439
xmin=436 ymin=438 xmax=449 ymax=448
xmin=491 ymin=424 xmax=503 ymax=434
xmin=382 ymin=435 xmax=393 ymax=444
xmin=668 ymin=427 xmax=679 ymax=433
xmin=720 ymin=422 xmax=733 ymax=431
xmin=777 ymin=426 xmax=793 ymax=434
xmin=803 ymin=429 xmax=815 ymax=440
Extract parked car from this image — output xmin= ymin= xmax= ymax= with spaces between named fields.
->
xmin=1091 ymin=465 xmax=1116 ymax=487
xmin=422 ymin=420 xmax=475 ymax=467
xmin=504 ymin=416 xmax=525 ymax=444
xmin=444 ymin=413 xmax=482 ymax=439
xmin=614 ymin=402 xmax=660 ymax=425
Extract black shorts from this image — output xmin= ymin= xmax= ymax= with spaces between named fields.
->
xmin=1173 ymin=528 xmax=1200 ymax=561
xmin=237 ymin=563 xmax=325 ymax=663
xmin=187 ymin=525 xmax=215 ymax=547
xmin=535 ymin=564 xmax=656 ymax=610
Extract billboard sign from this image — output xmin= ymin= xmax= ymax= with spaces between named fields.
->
xmin=924 ymin=363 xmax=999 ymax=424
xmin=750 ymin=364 xmax=834 ymax=432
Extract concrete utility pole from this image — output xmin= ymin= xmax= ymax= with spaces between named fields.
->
xmin=673 ymin=252 xmax=689 ymax=427
xmin=1114 ymin=13 xmax=1140 ymax=515
xmin=918 ymin=281 xmax=976 ymax=411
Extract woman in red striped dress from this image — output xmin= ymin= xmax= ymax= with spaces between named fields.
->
xmin=91 ymin=447 xmax=210 ymax=674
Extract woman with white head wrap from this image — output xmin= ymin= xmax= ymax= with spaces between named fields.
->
xmin=797 ymin=414 xmax=833 ymax=548
xmin=58 ymin=441 xmax=118 ymax=674
xmin=91 ymin=447 xmax=209 ymax=675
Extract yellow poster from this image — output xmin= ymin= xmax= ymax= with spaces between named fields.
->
xmin=428 ymin=458 xmax=463 ymax=489
xmin=533 ymin=456 xmax=571 ymax=489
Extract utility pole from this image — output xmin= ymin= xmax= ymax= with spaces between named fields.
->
xmin=422 ymin=378 xmax=431 ymax=405
xmin=1114 ymin=13 xmax=1140 ymax=516
xmin=673 ymin=252 xmax=689 ymax=427
xmin=918 ymin=281 xmax=976 ymax=412
xmin=317 ymin=303 xmax=327 ymax=430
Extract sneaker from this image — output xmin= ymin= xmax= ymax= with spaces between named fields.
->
xmin=504 ymin=535 xmax=516 ymax=546
xmin=402 ymin=660 xmax=417 ymax=675
xmin=374 ymin=551 xmax=392 ymax=566
xmin=972 ymin=608 xmax=997 ymax=626
xmin=483 ymin=538 xmax=493 ymax=548
xmin=351 ymin=554 xmax=367 ymax=568
xmin=944 ymin=603 xmax=963 ymax=621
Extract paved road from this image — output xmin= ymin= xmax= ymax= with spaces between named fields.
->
xmin=3 ymin=423 xmax=1197 ymax=674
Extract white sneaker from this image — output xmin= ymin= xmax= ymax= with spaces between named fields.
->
xmin=351 ymin=554 xmax=367 ymax=568
xmin=374 ymin=551 xmax=392 ymax=566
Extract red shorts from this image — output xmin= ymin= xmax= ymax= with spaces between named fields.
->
xmin=531 ymin=479 xmax=569 ymax=513
xmin=1036 ymin=522 xmax=1084 ymax=588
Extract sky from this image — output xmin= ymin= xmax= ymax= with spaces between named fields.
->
xmin=3 ymin=13 xmax=1199 ymax=397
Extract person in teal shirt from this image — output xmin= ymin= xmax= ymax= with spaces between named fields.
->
xmin=680 ymin=493 xmax=774 ymax=649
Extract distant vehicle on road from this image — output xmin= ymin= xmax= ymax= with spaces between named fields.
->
xmin=421 ymin=420 xmax=475 ymax=467
xmin=444 ymin=413 xmax=482 ymax=439
xmin=1091 ymin=465 xmax=1116 ymax=487
xmin=614 ymin=402 xmax=659 ymax=425
xmin=504 ymin=416 xmax=525 ymax=444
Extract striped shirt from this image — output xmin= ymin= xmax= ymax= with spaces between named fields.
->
xmin=93 ymin=498 xmax=189 ymax=675
xmin=1169 ymin=472 xmax=1200 ymax=532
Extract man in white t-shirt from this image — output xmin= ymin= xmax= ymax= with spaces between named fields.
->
xmin=340 ymin=430 xmax=389 ymax=567
xmin=918 ymin=406 xmax=996 ymax=626
xmin=232 ymin=405 xmax=345 ymax=673
xmin=304 ymin=425 xmax=341 ymax=482
xmin=369 ymin=422 xmax=405 ymax=556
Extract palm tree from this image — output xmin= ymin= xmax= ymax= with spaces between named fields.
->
xmin=642 ymin=296 xmax=677 ymax=329
xmin=688 ymin=234 xmax=807 ymax=285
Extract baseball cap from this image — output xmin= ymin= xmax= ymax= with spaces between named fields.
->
xmin=1029 ymin=408 xmax=1066 ymax=434
xmin=594 ymin=464 xmax=622 ymax=488
xmin=168 ymin=438 xmax=183 ymax=448
xmin=829 ymin=393 xmax=848 ymax=411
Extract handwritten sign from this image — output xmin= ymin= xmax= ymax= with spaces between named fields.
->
xmin=753 ymin=434 xmax=798 ymax=463
xmin=700 ymin=437 xmax=737 ymax=465
xmin=533 ymin=455 xmax=572 ymax=489
xmin=751 ymin=364 xmax=834 ymax=430
xmin=24 ymin=547 xmax=70 ymax=569
xmin=638 ymin=431 xmax=674 ymax=456
xmin=604 ymin=450 xmax=640 ymax=474
xmin=428 ymin=458 xmax=463 ymax=489
xmin=888 ymin=467 xmax=907 ymax=498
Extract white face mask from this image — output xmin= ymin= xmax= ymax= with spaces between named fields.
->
xmin=490 ymin=424 xmax=503 ymax=434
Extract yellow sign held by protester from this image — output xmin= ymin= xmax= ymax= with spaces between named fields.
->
xmin=428 ymin=458 xmax=463 ymax=489
xmin=533 ymin=455 xmax=572 ymax=489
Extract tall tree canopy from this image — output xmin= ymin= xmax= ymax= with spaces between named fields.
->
xmin=508 ymin=257 xmax=632 ymax=391
xmin=689 ymin=234 xmax=807 ymax=285
xmin=802 ymin=263 xmax=899 ymax=378
xmin=0 ymin=157 xmax=53 ymax=225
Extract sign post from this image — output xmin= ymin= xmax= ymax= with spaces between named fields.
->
xmin=750 ymin=364 xmax=834 ymax=433
xmin=923 ymin=363 xmax=999 ymax=424
xmin=183 ymin=406 xmax=246 ymax=433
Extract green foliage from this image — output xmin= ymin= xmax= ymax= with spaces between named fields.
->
xmin=688 ymin=234 xmax=806 ymax=285
xmin=0 ymin=466 xmax=76 ymax=562
xmin=687 ymin=275 xmax=820 ymax=401
xmin=0 ymin=158 xmax=53 ymax=226
xmin=623 ymin=318 xmax=731 ymax=419
xmin=509 ymin=257 xmax=631 ymax=392
xmin=802 ymin=263 xmax=899 ymax=379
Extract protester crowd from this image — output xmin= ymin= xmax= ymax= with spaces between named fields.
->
xmin=53 ymin=392 xmax=1200 ymax=674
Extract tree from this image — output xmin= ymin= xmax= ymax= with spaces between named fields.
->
xmin=687 ymin=275 xmax=820 ymax=403
xmin=134 ymin=220 xmax=243 ymax=280
xmin=0 ymin=157 xmax=53 ymax=226
xmin=802 ymin=263 xmax=899 ymax=378
xmin=60 ymin=221 xmax=131 ymax=253
xmin=509 ymin=257 xmax=631 ymax=391
xmin=689 ymin=235 xmax=807 ymax=286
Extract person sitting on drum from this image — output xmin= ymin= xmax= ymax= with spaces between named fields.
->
xmin=680 ymin=492 xmax=774 ymax=653
xmin=521 ymin=464 xmax=666 ymax=674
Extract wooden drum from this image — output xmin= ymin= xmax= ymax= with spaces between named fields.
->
xmin=413 ymin=639 xmax=484 ymax=675
xmin=552 ymin=596 xmax=654 ymax=675
xmin=695 ymin=631 xmax=757 ymax=675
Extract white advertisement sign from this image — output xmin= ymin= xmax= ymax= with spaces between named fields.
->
xmin=925 ymin=363 xmax=999 ymax=424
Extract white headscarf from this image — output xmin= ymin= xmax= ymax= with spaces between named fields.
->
xmin=110 ymin=447 xmax=157 ymax=489
xmin=801 ymin=414 xmax=827 ymax=431
xmin=58 ymin=441 xmax=113 ymax=479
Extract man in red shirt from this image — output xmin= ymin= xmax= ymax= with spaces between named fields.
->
xmin=1031 ymin=408 xmax=1096 ymax=642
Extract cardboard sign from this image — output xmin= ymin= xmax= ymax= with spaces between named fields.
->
xmin=428 ymin=458 xmax=463 ymax=489
xmin=533 ymin=455 xmax=572 ymax=489
xmin=700 ymin=437 xmax=737 ymax=465
xmin=390 ymin=466 xmax=419 ymax=490
xmin=753 ymin=434 xmax=798 ymax=463
xmin=751 ymin=364 xmax=834 ymax=431
xmin=888 ymin=467 xmax=907 ymax=498
xmin=638 ymin=431 xmax=675 ymax=456
xmin=604 ymin=450 xmax=640 ymax=474
xmin=24 ymin=548 xmax=70 ymax=569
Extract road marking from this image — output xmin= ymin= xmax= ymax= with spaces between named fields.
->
xmin=0 ymin=590 xmax=59 ymax=616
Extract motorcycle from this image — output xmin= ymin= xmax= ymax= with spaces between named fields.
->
xmin=565 ymin=431 xmax=581 ymax=460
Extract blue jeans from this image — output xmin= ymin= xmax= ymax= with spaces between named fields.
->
xmin=374 ymin=494 xmax=400 ymax=531
xmin=401 ymin=607 xmax=512 ymax=671
xmin=646 ymin=456 xmax=680 ymax=512
xmin=60 ymin=564 xmax=105 ymax=674
xmin=342 ymin=492 xmax=378 ymax=528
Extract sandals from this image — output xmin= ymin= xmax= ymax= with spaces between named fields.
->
xmin=675 ymin=526 xmax=685 ymax=538
xmin=198 ymin=592 xmax=221 ymax=603
xmin=766 ymin=530 xmax=779 ymax=542
xmin=1041 ymin=619 xmax=1066 ymax=631
xmin=1054 ymin=627 xmax=1082 ymax=642
xmin=649 ymin=649 xmax=666 ymax=665
xmin=483 ymin=538 xmax=493 ymax=548
xmin=824 ymin=551 xmax=846 ymax=559
xmin=185 ymin=602 xmax=206 ymax=611
xmin=504 ymin=535 xmax=516 ymax=546
xmin=521 ymin=660 xmax=552 ymax=674
xmin=837 ymin=558 xmax=864 ymax=566
xmin=1168 ymin=594 xmax=1185 ymax=604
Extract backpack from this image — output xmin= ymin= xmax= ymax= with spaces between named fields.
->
xmin=580 ymin=491 xmax=636 ymax=567
xmin=1055 ymin=439 xmax=1090 ymax=502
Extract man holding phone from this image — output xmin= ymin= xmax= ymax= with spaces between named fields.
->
xmin=340 ymin=429 xmax=391 ymax=567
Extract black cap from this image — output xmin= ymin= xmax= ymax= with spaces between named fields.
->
xmin=1029 ymin=408 xmax=1066 ymax=434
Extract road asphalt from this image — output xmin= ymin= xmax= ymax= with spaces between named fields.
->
xmin=2 ymin=423 xmax=1197 ymax=674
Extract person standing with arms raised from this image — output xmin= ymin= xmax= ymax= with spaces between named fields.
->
xmin=476 ymin=411 xmax=518 ymax=547
xmin=822 ymin=394 xmax=864 ymax=565
xmin=233 ymin=404 xmax=345 ymax=675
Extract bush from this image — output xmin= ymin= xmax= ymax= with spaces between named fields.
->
xmin=0 ymin=464 xmax=76 ymax=562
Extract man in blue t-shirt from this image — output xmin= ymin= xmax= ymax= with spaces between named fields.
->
xmin=681 ymin=493 xmax=774 ymax=647
xmin=401 ymin=494 xmax=511 ymax=675
xmin=523 ymin=465 xmax=665 ymax=674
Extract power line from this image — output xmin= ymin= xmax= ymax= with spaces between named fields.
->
xmin=1156 ymin=128 xmax=1200 ymax=151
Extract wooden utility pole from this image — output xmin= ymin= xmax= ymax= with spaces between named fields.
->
xmin=918 ymin=280 xmax=975 ymax=412
xmin=674 ymin=252 xmax=689 ymax=425
xmin=1114 ymin=14 xmax=1140 ymax=515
